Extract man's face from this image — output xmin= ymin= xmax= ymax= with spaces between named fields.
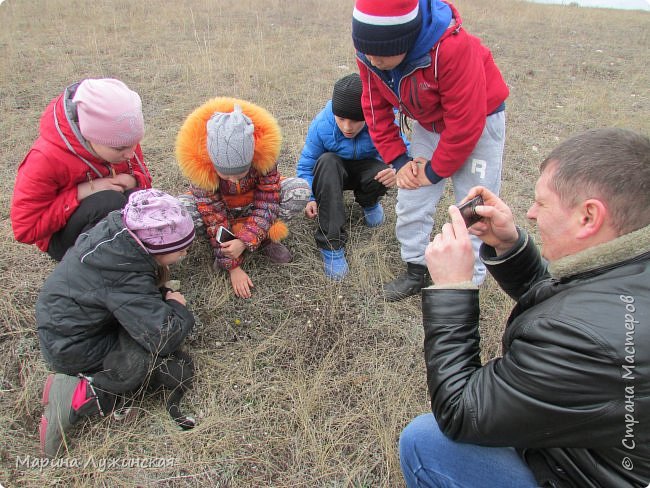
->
xmin=526 ymin=165 xmax=583 ymax=262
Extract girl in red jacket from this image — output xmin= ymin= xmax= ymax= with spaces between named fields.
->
xmin=352 ymin=0 xmax=509 ymax=300
xmin=10 ymin=78 xmax=152 ymax=261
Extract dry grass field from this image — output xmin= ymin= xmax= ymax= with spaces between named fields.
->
xmin=0 ymin=0 xmax=648 ymax=486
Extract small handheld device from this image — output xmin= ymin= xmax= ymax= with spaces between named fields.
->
xmin=216 ymin=226 xmax=236 ymax=244
xmin=457 ymin=195 xmax=484 ymax=228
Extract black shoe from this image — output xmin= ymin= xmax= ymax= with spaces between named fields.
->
xmin=383 ymin=263 xmax=429 ymax=302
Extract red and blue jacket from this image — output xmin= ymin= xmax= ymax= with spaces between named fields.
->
xmin=356 ymin=0 xmax=509 ymax=183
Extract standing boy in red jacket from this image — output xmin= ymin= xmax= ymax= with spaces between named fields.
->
xmin=352 ymin=0 xmax=509 ymax=300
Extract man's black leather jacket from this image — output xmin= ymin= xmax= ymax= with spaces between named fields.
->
xmin=422 ymin=226 xmax=650 ymax=487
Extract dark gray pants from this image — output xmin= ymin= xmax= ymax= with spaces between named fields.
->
xmin=47 ymin=189 xmax=134 ymax=261
xmin=312 ymin=152 xmax=387 ymax=250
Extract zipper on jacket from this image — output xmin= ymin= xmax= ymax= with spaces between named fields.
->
xmin=86 ymin=171 xmax=95 ymax=191
xmin=358 ymin=53 xmax=430 ymax=133
xmin=412 ymin=74 xmax=422 ymax=110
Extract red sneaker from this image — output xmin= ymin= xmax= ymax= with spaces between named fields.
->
xmin=40 ymin=374 xmax=101 ymax=457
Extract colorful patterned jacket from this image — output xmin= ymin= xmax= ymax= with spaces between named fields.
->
xmin=175 ymin=97 xmax=287 ymax=270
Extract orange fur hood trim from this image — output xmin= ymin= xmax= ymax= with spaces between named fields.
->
xmin=175 ymin=97 xmax=282 ymax=191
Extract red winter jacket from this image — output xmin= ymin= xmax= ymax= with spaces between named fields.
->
xmin=356 ymin=1 xmax=509 ymax=180
xmin=10 ymin=82 xmax=152 ymax=252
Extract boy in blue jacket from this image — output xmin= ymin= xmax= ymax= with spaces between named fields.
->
xmin=297 ymin=73 xmax=396 ymax=279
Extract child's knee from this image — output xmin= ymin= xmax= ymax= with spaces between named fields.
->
xmin=150 ymin=351 xmax=195 ymax=391
xmin=101 ymin=349 xmax=151 ymax=392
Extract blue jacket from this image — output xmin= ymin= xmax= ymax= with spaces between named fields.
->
xmin=296 ymin=100 xmax=382 ymax=195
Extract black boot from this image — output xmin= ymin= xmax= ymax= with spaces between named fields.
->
xmin=383 ymin=262 xmax=429 ymax=302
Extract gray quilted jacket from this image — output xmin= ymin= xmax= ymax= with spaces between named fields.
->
xmin=37 ymin=211 xmax=195 ymax=374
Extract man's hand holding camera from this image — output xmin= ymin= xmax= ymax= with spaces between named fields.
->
xmin=425 ymin=205 xmax=475 ymax=285
xmin=462 ymin=187 xmax=519 ymax=255
xmin=426 ymin=186 xmax=520 ymax=285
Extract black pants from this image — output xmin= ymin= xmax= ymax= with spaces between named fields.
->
xmin=312 ymin=153 xmax=387 ymax=250
xmin=87 ymin=327 xmax=191 ymax=413
xmin=47 ymin=189 xmax=133 ymax=261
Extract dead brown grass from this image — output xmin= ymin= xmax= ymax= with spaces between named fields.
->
xmin=0 ymin=0 xmax=648 ymax=486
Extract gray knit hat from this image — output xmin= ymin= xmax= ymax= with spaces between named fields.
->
xmin=206 ymin=104 xmax=255 ymax=175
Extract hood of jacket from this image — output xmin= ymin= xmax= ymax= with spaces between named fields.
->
xmin=74 ymin=210 xmax=158 ymax=273
xmin=406 ymin=0 xmax=455 ymax=63
xmin=38 ymin=82 xmax=108 ymax=177
xmin=175 ymin=97 xmax=282 ymax=191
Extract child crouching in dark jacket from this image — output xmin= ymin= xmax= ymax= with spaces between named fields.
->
xmin=37 ymin=189 xmax=196 ymax=457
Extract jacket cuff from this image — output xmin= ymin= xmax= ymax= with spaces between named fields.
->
xmin=422 ymin=288 xmax=480 ymax=324
xmin=424 ymin=163 xmax=443 ymax=184
xmin=480 ymin=227 xmax=527 ymax=265
xmin=390 ymin=153 xmax=411 ymax=172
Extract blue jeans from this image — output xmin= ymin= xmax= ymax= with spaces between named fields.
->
xmin=399 ymin=413 xmax=538 ymax=488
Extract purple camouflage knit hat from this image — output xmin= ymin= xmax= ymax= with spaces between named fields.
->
xmin=123 ymin=189 xmax=195 ymax=255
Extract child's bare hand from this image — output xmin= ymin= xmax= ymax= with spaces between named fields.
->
xmin=220 ymin=239 xmax=246 ymax=259
xmin=304 ymin=201 xmax=318 ymax=219
xmin=112 ymin=173 xmax=137 ymax=190
xmin=397 ymin=158 xmax=431 ymax=189
xmin=165 ymin=290 xmax=187 ymax=306
xmin=229 ymin=267 xmax=254 ymax=299
xmin=76 ymin=177 xmax=125 ymax=200
xmin=375 ymin=167 xmax=397 ymax=188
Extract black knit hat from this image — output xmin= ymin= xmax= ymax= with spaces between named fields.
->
xmin=332 ymin=73 xmax=364 ymax=122
xmin=352 ymin=0 xmax=422 ymax=57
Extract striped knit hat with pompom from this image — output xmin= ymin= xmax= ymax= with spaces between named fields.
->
xmin=352 ymin=0 xmax=422 ymax=57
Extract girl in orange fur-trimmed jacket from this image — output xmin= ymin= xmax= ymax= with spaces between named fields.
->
xmin=176 ymin=98 xmax=309 ymax=299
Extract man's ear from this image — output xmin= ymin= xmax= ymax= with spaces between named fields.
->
xmin=576 ymin=198 xmax=608 ymax=239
